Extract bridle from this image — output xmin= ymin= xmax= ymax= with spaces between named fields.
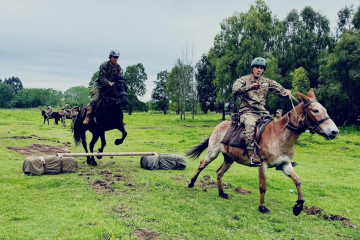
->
xmin=286 ymin=98 xmax=330 ymax=135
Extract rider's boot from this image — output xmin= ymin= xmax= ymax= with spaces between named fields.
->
xmin=83 ymin=106 xmax=93 ymax=125
xmin=247 ymin=149 xmax=261 ymax=166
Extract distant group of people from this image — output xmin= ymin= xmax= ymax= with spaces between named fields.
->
xmin=45 ymin=103 xmax=77 ymax=127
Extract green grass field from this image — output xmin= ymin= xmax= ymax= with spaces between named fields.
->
xmin=0 ymin=109 xmax=359 ymax=239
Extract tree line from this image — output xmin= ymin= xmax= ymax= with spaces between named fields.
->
xmin=0 ymin=63 xmax=148 ymax=114
xmin=150 ymin=0 xmax=360 ymax=125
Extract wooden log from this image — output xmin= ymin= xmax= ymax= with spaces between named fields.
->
xmin=57 ymin=152 xmax=158 ymax=159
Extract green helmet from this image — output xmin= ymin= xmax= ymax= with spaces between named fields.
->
xmin=109 ymin=50 xmax=120 ymax=58
xmin=250 ymin=57 xmax=266 ymax=69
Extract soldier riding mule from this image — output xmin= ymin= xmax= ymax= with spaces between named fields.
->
xmin=187 ymin=89 xmax=339 ymax=215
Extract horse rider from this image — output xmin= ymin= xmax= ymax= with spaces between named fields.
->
xmin=46 ymin=105 xmax=52 ymax=118
xmin=232 ymin=57 xmax=291 ymax=166
xmin=64 ymin=103 xmax=72 ymax=116
xmin=275 ymin=109 xmax=283 ymax=119
xmin=83 ymin=49 xmax=124 ymax=125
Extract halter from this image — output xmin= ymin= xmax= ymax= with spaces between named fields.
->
xmin=286 ymin=98 xmax=330 ymax=134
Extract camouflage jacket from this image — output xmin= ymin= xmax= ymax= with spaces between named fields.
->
xmin=64 ymin=104 xmax=71 ymax=112
xmin=95 ymin=60 xmax=123 ymax=90
xmin=232 ymin=74 xmax=287 ymax=115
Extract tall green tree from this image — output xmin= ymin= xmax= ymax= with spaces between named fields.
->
xmin=318 ymin=30 xmax=360 ymax=125
xmin=151 ymin=71 xmax=169 ymax=114
xmin=277 ymin=7 xmax=333 ymax=88
xmin=4 ymin=76 xmax=23 ymax=94
xmin=12 ymin=88 xmax=63 ymax=108
xmin=291 ymin=67 xmax=310 ymax=94
xmin=211 ymin=0 xmax=280 ymax=119
xmin=124 ymin=63 xmax=147 ymax=115
xmin=63 ymin=86 xmax=91 ymax=107
xmin=195 ymin=54 xmax=217 ymax=114
xmin=0 ymin=83 xmax=15 ymax=107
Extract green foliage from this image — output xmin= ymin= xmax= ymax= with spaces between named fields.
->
xmin=63 ymin=86 xmax=91 ymax=107
xmin=0 ymin=83 xmax=15 ymax=107
xmin=124 ymin=63 xmax=147 ymax=115
xmin=353 ymin=6 xmax=360 ymax=29
xmin=89 ymin=71 xmax=99 ymax=88
xmin=195 ymin=55 xmax=217 ymax=113
xmin=12 ymin=88 xmax=63 ymax=108
xmin=151 ymin=71 xmax=169 ymax=114
xmin=291 ymin=67 xmax=310 ymax=94
xmin=3 ymin=76 xmax=23 ymax=94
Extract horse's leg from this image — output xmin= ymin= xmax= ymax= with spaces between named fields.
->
xmin=115 ymin=125 xmax=127 ymax=145
xmin=96 ymin=131 xmax=106 ymax=160
xmin=216 ymin=153 xmax=234 ymax=199
xmin=88 ymin=133 xmax=100 ymax=166
xmin=258 ymin=163 xmax=270 ymax=214
xmin=281 ymin=163 xmax=304 ymax=216
xmin=80 ymin=131 xmax=93 ymax=165
xmin=188 ymin=143 xmax=221 ymax=188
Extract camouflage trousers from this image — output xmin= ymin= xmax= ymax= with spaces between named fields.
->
xmin=240 ymin=113 xmax=261 ymax=150
xmin=89 ymin=87 xmax=100 ymax=107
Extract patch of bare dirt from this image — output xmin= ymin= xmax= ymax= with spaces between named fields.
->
xmin=7 ymin=144 xmax=69 ymax=156
xmin=234 ymin=187 xmax=252 ymax=195
xmin=172 ymin=174 xmax=188 ymax=182
xmin=198 ymin=175 xmax=233 ymax=191
xmin=304 ymin=206 xmax=358 ymax=229
xmin=92 ymin=179 xmax=114 ymax=194
xmin=132 ymin=228 xmax=160 ymax=240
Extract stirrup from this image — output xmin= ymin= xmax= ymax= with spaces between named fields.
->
xmin=250 ymin=154 xmax=261 ymax=166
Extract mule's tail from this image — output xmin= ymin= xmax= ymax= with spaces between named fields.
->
xmin=186 ymin=138 xmax=209 ymax=159
xmin=73 ymin=107 xmax=86 ymax=146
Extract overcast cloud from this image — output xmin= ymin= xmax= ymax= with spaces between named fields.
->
xmin=0 ymin=0 xmax=358 ymax=101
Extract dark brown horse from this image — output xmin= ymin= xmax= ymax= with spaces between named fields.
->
xmin=73 ymin=80 xmax=128 ymax=166
xmin=41 ymin=110 xmax=60 ymax=125
xmin=187 ymin=89 xmax=339 ymax=215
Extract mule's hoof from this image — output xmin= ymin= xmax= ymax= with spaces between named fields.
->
xmin=188 ymin=182 xmax=194 ymax=188
xmin=96 ymin=150 xmax=103 ymax=159
xmin=219 ymin=192 xmax=229 ymax=199
xmin=293 ymin=200 xmax=304 ymax=216
xmin=258 ymin=206 xmax=270 ymax=214
xmin=115 ymin=139 xmax=123 ymax=145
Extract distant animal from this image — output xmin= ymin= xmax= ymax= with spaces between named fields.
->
xmin=41 ymin=110 xmax=60 ymax=125
xmin=186 ymin=89 xmax=339 ymax=216
xmin=73 ymin=79 xmax=128 ymax=166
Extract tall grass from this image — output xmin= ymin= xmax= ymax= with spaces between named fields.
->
xmin=0 ymin=109 xmax=359 ymax=239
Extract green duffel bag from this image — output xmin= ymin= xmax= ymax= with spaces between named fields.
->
xmin=140 ymin=154 xmax=186 ymax=170
xmin=23 ymin=155 xmax=78 ymax=176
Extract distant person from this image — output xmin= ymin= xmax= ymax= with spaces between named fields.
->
xmin=83 ymin=50 xmax=124 ymax=125
xmin=275 ymin=109 xmax=283 ymax=119
xmin=64 ymin=103 xmax=72 ymax=115
xmin=232 ymin=57 xmax=290 ymax=166
xmin=46 ymin=105 xmax=52 ymax=118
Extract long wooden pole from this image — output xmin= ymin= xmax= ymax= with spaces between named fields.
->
xmin=57 ymin=152 xmax=158 ymax=159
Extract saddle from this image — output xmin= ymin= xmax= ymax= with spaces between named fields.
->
xmin=221 ymin=114 xmax=273 ymax=152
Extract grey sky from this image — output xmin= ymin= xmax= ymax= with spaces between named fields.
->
xmin=0 ymin=0 xmax=358 ymax=101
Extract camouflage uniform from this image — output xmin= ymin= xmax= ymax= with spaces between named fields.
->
xmin=89 ymin=60 xmax=123 ymax=108
xmin=64 ymin=103 xmax=72 ymax=114
xmin=232 ymin=74 xmax=288 ymax=150
xmin=46 ymin=106 xmax=52 ymax=117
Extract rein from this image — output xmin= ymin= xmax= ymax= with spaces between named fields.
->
xmin=286 ymin=96 xmax=330 ymax=134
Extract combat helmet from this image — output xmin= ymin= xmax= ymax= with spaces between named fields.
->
xmin=250 ymin=57 xmax=266 ymax=70
xmin=109 ymin=50 xmax=120 ymax=58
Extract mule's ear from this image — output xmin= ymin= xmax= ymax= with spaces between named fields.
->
xmin=296 ymin=90 xmax=310 ymax=103
xmin=307 ymin=88 xmax=317 ymax=100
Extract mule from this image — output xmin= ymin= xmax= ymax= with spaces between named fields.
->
xmin=41 ymin=110 xmax=60 ymax=125
xmin=187 ymin=89 xmax=339 ymax=215
xmin=73 ymin=79 xmax=128 ymax=166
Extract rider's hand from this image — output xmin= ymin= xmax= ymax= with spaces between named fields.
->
xmin=283 ymin=89 xmax=291 ymax=97
xmin=251 ymin=83 xmax=261 ymax=90
xmin=109 ymin=82 xmax=115 ymax=86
